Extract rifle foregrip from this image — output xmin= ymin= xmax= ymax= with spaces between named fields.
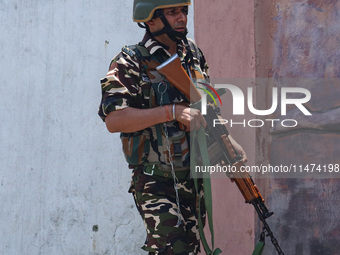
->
xmin=221 ymin=134 xmax=237 ymax=159
xmin=220 ymin=134 xmax=264 ymax=203
xmin=230 ymin=162 xmax=264 ymax=203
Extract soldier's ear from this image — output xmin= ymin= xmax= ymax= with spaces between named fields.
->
xmin=145 ymin=19 xmax=155 ymax=27
xmin=146 ymin=17 xmax=161 ymax=28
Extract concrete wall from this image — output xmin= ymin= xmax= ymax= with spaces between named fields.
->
xmin=0 ymin=1 xmax=194 ymax=254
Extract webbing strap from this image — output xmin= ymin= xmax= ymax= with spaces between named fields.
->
xmin=252 ymin=241 xmax=265 ymax=255
xmin=193 ymin=127 xmax=265 ymax=255
xmin=191 ymin=127 xmax=222 ymax=255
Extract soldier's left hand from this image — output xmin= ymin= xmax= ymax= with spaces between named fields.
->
xmin=229 ymin=135 xmax=248 ymax=163
xmin=174 ymin=105 xmax=207 ymax=132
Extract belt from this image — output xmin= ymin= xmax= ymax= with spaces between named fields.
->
xmin=135 ymin=164 xmax=190 ymax=180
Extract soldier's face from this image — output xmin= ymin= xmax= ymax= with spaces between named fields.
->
xmin=162 ymin=6 xmax=188 ymax=34
xmin=148 ymin=6 xmax=188 ymax=36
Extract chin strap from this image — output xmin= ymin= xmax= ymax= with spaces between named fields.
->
xmin=137 ymin=22 xmax=146 ymax=29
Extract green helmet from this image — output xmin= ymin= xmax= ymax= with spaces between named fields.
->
xmin=133 ymin=0 xmax=191 ymax=22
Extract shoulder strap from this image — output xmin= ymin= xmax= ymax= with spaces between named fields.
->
xmin=121 ymin=43 xmax=150 ymax=60
xmin=135 ymin=44 xmax=150 ymax=59
xmin=121 ymin=43 xmax=151 ymax=78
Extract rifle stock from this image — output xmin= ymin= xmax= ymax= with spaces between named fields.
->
xmin=156 ymin=54 xmax=285 ymax=255
xmin=156 ymin=54 xmax=202 ymax=103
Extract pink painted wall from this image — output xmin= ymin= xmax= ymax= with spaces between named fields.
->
xmin=194 ymin=1 xmax=256 ymax=254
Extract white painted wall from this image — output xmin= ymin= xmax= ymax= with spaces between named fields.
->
xmin=0 ymin=0 xmax=194 ymax=254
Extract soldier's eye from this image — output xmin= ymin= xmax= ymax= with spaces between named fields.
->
xmin=165 ymin=7 xmax=188 ymax=16
xmin=167 ymin=9 xmax=177 ymax=15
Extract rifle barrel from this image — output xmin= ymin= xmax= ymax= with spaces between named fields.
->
xmin=252 ymin=201 xmax=285 ymax=255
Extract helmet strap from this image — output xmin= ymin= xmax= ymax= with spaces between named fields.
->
xmin=137 ymin=22 xmax=146 ymax=29
xmin=145 ymin=24 xmax=171 ymax=50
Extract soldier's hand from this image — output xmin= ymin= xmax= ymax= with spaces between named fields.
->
xmin=174 ymin=104 xmax=207 ymax=132
xmin=229 ymin=135 xmax=248 ymax=163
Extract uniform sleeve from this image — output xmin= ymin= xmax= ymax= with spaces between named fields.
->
xmin=98 ymin=51 xmax=142 ymax=121
xmin=197 ymin=47 xmax=210 ymax=80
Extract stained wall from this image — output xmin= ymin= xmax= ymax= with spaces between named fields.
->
xmin=256 ymin=1 xmax=340 ymax=254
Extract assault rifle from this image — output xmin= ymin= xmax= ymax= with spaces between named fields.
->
xmin=156 ymin=54 xmax=285 ymax=255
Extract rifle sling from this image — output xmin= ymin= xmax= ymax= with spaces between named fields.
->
xmin=191 ymin=127 xmax=222 ymax=255
xmin=252 ymin=241 xmax=265 ymax=255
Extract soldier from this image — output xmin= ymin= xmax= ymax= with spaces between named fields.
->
xmin=98 ymin=0 xmax=247 ymax=254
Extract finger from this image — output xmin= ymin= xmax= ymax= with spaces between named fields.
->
xmin=201 ymin=116 xmax=207 ymax=128
xmin=195 ymin=115 xmax=202 ymax=130
xmin=190 ymin=118 xmax=197 ymax=131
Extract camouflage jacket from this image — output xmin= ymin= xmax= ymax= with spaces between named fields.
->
xmin=98 ymin=32 xmax=209 ymax=168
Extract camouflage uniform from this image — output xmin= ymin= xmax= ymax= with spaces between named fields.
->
xmin=98 ymin=32 xmax=209 ymax=254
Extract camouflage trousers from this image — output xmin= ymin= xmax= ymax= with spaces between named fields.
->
xmin=129 ymin=166 xmax=206 ymax=255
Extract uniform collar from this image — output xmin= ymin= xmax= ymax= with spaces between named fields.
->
xmin=141 ymin=32 xmax=186 ymax=60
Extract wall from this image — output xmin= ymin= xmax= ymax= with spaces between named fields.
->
xmin=6 ymin=0 xmax=338 ymax=254
xmin=0 ymin=1 xmax=194 ymax=254
xmin=195 ymin=0 xmax=340 ymax=255
xmin=255 ymin=0 xmax=340 ymax=254
xmin=194 ymin=1 xmax=256 ymax=254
